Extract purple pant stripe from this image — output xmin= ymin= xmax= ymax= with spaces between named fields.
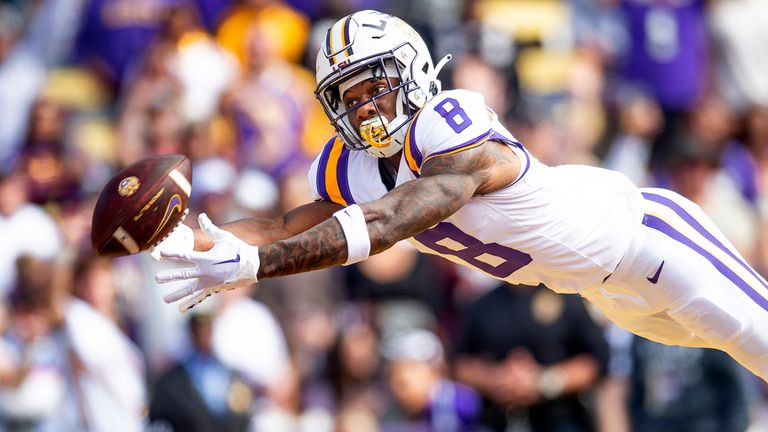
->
xmin=643 ymin=214 xmax=768 ymax=312
xmin=642 ymin=191 xmax=768 ymax=292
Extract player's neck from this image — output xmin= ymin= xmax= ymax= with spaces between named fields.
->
xmin=387 ymin=151 xmax=402 ymax=172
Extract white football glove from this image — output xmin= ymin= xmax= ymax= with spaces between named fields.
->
xmin=150 ymin=218 xmax=194 ymax=261
xmin=155 ymin=213 xmax=260 ymax=312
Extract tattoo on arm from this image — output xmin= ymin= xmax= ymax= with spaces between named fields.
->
xmin=258 ymin=143 xmax=510 ymax=279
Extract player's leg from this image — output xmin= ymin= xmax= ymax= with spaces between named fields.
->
xmin=638 ymin=188 xmax=768 ymax=381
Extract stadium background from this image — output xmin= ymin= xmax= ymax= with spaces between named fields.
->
xmin=0 ymin=0 xmax=767 ymax=430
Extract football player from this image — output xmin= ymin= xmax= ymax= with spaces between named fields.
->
xmin=156 ymin=10 xmax=768 ymax=381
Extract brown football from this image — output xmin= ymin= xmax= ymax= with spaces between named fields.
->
xmin=91 ymin=154 xmax=192 ymax=256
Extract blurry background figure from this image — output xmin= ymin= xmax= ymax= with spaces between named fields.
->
xmin=708 ymin=0 xmax=768 ymax=112
xmin=0 ymin=171 xmax=62 ymax=297
xmin=73 ymin=0 xmax=179 ymax=92
xmin=0 ymin=255 xmax=146 ymax=432
xmin=603 ymin=88 xmax=663 ymax=187
xmin=380 ymin=328 xmax=484 ymax=432
xmin=149 ymin=310 xmax=252 ymax=432
xmin=0 ymin=258 xmax=65 ymax=431
xmin=628 ymin=336 xmax=751 ymax=432
xmin=454 ymin=283 xmax=609 ymax=432
xmin=224 ymin=20 xmax=324 ymax=179
xmin=211 ymin=285 xmax=290 ymax=394
xmin=216 ymin=0 xmax=309 ymax=69
xmin=597 ymin=328 xmax=752 ymax=432
xmin=661 ymin=131 xmax=758 ymax=263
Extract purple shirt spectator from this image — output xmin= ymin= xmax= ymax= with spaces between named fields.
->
xmin=74 ymin=0 xmax=181 ymax=85
xmin=192 ymin=0 xmax=233 ymax=32
xmin=619 ymin=0 xmax=708 ymax=112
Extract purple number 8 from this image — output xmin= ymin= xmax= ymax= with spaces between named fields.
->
xmin=414 ymin=222 xmax=532 ymax=278
xmin=434 ymin=98 xmax=472 ymax=133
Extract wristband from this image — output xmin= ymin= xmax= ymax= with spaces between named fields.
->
xmin=333 ymin=204 xmax=371 ymax=265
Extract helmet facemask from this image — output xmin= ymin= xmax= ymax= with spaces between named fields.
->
xmin=315 ymin=11 xmax=451 ymax=158
xmin=317 ymin=49 xmax=423 ymax=158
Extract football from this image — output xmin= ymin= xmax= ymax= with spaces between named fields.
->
xmin=91 ymin=154 xmax=192 ymax=256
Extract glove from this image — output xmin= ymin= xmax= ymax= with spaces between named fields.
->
xmin=155 ymin=213 xmax=260 ymax=312
xmin=150 ymin=219 xmax=194 ymax=261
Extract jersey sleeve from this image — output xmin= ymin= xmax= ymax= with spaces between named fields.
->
xmin=403 ymin=89 xmax=499 ymax=176
xmin=307 ymin=136 xmax=357 ymax=206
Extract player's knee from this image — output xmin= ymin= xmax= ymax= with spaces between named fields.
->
xmin=669 ymin=296 xmax=749 ymax=346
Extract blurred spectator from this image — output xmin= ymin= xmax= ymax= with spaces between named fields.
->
xmin=2 ymin=255 xmax=146 ymax=431
xmin=149 ymin=310 xmax=252 ymax=432
xmin=116 ymin=39 xmax=182 ymax=165
xmin=74 ymin=0 xmax=182 ymax=90
xmin=313 ymin=306 xmax=388 ymax=418
xmin=380 ymin=328 xmax=484 ymax=432
xmin=345 ymin=241 xmax=454 ymax=321
xmin=0 ymin=259 xmax=65 ymax=430
xmin=193 ymin=0 xmax=236 ymax=33
xmin=708 ymin=0 xmax=768 ymax=112
xmin=662 ymin=131 xmax=759 ymax=262
xmin=0 ymin=171 xmax=62 ymax=296
xmin=454 ymin=283 xmax=609 ymax=432
xmin=224 ymin=21 xmax=321 ymax=178
xmin=71 ymin=256 xmax=124 ymax=328
xmin=627 ymin=336 xmax=751 ymax=432
xmin=603 ymin=88 xmax=663 ymax=187
xmin=212 ymin=286 xmax=290 ymax=394
xmin=250 ymin=360 xmax=335 ymax=432
xmin=162 ymin=5 xmax=238 ymax=124
xmin=0 ymin=4 xmax=48 ymax=171
xmin=18 ymin=97 xmax=83 ymax=205
xmin=216 ymin=0 xmax=309 ymax=69
xmin=0 ymin=0 xmax=85 ymax=171
xmin=617 ymin=0 xmax=709 ymax=114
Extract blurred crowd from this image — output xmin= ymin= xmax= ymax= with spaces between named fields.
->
xmin=1 ymin=0 xmax=768 ymax=430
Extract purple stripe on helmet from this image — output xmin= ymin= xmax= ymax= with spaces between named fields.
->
xmin=337 ymin=146 xmax=355 ymax=205
xmin=343 ymin=16 xmax=353 ymax=56
xmin=316 ymin=137 xmax=336 ymax=201
xmin=642 ymin=191 xmax=768 ymax=292
xmin=643 ymin=214 xmax=768 ymax=311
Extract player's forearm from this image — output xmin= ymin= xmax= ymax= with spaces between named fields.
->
xmin=257 ymin=174 xmax=475 ymax=278
xmin=194 ymin=217 xmax=287 ymax=251
xmin=194 ymin=201 xmax=343 ymax=251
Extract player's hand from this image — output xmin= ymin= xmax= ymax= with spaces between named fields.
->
xmin=155 ymin=213 xmax=260 ymax=312
xmin=150 ymin=218 xmax=194 ymax=261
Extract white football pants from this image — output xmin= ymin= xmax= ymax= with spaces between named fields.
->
xmin=581 ymin=187 xmax=768 ymax=381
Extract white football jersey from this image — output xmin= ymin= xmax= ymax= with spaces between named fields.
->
xmin=309 ymin=89 xmax=645 ymax=293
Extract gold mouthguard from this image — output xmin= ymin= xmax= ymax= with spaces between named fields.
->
xmin=359 ymin=116 xmax=392 ymax=149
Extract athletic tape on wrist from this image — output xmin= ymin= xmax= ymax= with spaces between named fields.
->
xmin=333 ymin=204 xmax=371 ymax=265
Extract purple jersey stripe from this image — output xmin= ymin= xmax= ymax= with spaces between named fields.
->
xmin=408 ymin=113 xmax=423 ymax=167
xmin=426 ymin=130 xmax=492 ymax=160
xmin=337 ymin=147 xmax=355 ymax=205
xmin=488 ymin=131 xmax=531 ymax=186
xmin=642 ymin=191 xmax=768 ymax=292
xmin=316 ymin=137 xmax=336 ymax=201
xmin=642 ymin=214 xmax=768 ymax=312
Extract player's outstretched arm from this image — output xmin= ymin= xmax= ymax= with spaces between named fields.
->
xmin=192 ymin=200 xmax=344 ymax=250
xmin=257 ymin=141 xmax=519 ymax=278
xmin=157 ymin=141 xmax=519 ymax=311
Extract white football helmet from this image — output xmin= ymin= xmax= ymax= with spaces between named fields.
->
xmin=315 ymin=10 xmax=451 ymax=158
